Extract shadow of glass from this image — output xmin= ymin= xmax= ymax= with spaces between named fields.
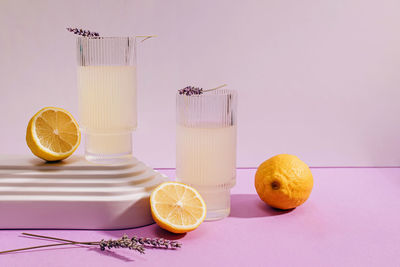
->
xmin=230 ymin=194 xmax=293 ymax=218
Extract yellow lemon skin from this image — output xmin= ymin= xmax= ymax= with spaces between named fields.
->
xmin=255 ymin=154 xmax=313 ymax=210
xmin=26 ymin=107 xmax=81 ymax=162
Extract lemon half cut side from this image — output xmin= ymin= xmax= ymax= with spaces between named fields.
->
xmin=26 ymin=107 xmax=81 ymax=161
xmin=150 ymin=182 xmax=207 ymax=234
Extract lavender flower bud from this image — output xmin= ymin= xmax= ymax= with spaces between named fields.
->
xmin=66 ymin=27 xmax=100 ymax=38
xmin=178 ymin=86 xmax=204 ymax=96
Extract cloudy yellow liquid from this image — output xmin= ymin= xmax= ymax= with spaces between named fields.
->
xmin=176 ymin=125 xmax=236 ymax=219
xmin=78 ymin=66 xmax=136 ymax=156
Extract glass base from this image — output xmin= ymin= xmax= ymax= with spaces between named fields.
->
xmin=197 ymin=189 xmax=231 ymax=221
xmin=84 ymin=131 xmax=133 ymax=164
xmin=205 ymin=207 xmax=230 ymax=221
xmin=85 ymin=151 xmax=133 ymax=164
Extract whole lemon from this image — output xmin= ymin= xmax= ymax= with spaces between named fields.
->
xmin=255 ymin=154 xmax=313 ymax=210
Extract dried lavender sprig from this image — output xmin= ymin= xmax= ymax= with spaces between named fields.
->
xmin=131 ymin=236 xmax=182 ymax=249
xmin=178 ymin=84 xmax=227 ymax=96
xmin=66 ymin=27 xmax=100 ymax=37
xmin=7 ymin=233 xmax=181 ymax=255
xmin=99 ymin=235 xmax=145 ymax=254
xmin=0 ymin=233 xmax=145 ymax=255
xmin=25 ymin=233 xmax=145 ymax=254
xmin=23 ymin=233 xmax=181 ymax=249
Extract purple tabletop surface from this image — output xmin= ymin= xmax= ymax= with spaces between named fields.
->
xmin=0 ymin=168 xmax=399 ymax=267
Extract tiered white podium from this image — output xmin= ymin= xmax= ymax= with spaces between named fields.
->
xmin=0 ymin=155 xmax=167 ymax=229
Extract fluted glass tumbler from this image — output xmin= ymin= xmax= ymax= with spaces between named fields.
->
xmin=176 ymin=89 xmax=237 ymax=220
xmin=77 ymin=37 xmax=137 ymax=163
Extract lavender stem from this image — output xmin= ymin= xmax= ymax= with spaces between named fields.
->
xmin=0 ymin=242 xmax=83 ymax=254
xmin=136 ymin=35 xmax=157 ymax=43
xmin=22 ymin=232 xmax=76 ymax=243
xmin=204 ymin=84 xmax=228 ymax=92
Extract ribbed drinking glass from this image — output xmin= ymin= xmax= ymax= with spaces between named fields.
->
xmin=77 ymin=37 xmax=137 ymax=163
xmin=176 ymin=89 xmax=237 ymax=220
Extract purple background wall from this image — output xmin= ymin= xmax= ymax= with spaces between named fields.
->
xmin=0 ymin=0 xmax=399 ymax=167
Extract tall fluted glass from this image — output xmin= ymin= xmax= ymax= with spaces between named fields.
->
xmin=77 ymin=37 xmax=137 ymax=163
xmin=176 ymin=89 xmax=237 ymax=220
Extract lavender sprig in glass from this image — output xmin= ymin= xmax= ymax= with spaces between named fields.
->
xmin=178 ymin=84 xmax=227 ymax=96
xmin=66 ymin=28 xmax=100 ymax=37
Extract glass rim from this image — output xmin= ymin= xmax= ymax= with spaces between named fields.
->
xmin=76 ymin=36 xmax=136 ymax=40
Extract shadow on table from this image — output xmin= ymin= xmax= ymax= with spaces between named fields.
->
xmin=101 ymin=224 xmax=186 ymax=241
xmin=87 ymin=247 xmax=136 ymax=262
xmin=230 ymin=194 xmax=293 ymax=218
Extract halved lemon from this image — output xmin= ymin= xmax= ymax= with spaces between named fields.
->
xmin=150 ymin=182 xmax=207 ymax=234
xmin=26 ymin=107 xmax=81 ymax=161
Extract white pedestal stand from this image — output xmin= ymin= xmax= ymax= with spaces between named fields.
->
xmin=0 ymin=155 xmax=167 ymax=229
